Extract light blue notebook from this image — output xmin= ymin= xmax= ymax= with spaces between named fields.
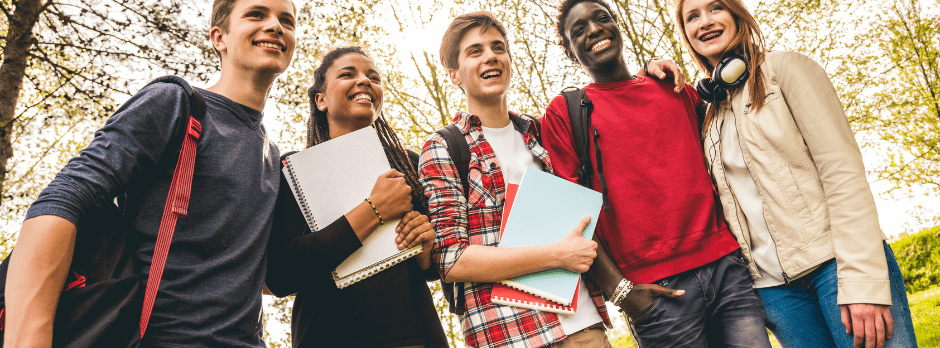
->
xmin=497 ymin=168 xmax=603 ymax=306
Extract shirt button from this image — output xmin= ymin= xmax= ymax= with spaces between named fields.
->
xmin=489 ymin=162 xmax=496 ymax=170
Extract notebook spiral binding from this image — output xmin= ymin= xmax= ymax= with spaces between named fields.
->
xmin=490 ymin=295 xmax=575 ymax=315
xmin=498 ymin=280 xmax=571 ymax=306
xmin=284 ymin=159 xmax=318 ymax=231
xmin=332 ymin=244 xmax=422 ymax=288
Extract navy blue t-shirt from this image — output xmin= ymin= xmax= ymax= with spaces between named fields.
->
xmin=26 ymin=81 xmax=280 ymax=347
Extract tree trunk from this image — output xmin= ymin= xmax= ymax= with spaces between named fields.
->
xmin=0 ymin=0 xmax=46 ymax=206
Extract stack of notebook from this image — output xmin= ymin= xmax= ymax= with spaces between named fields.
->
xmin=490 ymin=169 xmax=603 ymax=314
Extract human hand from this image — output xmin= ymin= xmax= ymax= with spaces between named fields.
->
xmin=553 ymin=215 xmax=597 ymax=273
xmin=620 ymin=283 xmax=685 ymax=318
xmin=369 ymin=169 xmax=412 ymax=221
xmin=638 ymin=57 xmax=686 ymax=93
xmin=395 ymin=211 xmax=434 ymax=250
xmin=841 ymin=303 xmax=893 ymax=348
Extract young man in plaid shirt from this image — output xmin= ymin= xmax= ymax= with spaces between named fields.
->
xmin=418 ymin=11 xmax=613 ymax=348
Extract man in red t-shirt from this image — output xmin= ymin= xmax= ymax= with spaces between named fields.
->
xmin=540 ymin=0 xmax=773 ymax=347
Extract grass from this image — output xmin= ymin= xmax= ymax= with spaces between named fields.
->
xmin=909 ymin=285 xmax=940 ymax=347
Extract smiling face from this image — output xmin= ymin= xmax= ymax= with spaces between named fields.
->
xmin=449 ymin=27 xmax=512 ymax=103
xmin=315 ymin=53 xmax=384 ymax=130
xmin=682 ymin=0 xmax=738 ymax=67
xmin=211 ymin=0 xmax=296 ymax=76
xmin=563 ymin=1 xmax=624 ymax=74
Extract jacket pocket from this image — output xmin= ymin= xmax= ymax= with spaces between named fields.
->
xmin=771 ymin=164 xmax=813 ymax=234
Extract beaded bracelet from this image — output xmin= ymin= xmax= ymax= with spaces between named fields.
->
xmin=610 ymin=278 xmax=634 ymax=307
xmin=364 ymin=198 xmax=385 ymax=225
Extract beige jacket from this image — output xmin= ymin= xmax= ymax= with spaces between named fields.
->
xmin=704 ymin=51 xmax=890 ymax=305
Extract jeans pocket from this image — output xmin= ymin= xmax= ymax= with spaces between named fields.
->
xmin=725 ymin=250 xmax=749 ymax=267
xmin=629 ymin=295 xmax=663 ymax=323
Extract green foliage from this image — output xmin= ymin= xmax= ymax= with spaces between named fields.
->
xmin=908 ymin=286 xmax=940 ymax=347
xmin=891 ymin=225 xmax=940 ymax=293
xmin=610 ymin=334 xmax=638 ymax=348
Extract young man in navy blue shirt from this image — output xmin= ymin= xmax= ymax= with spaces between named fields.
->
xmin=4 ymin=0 xmax=295 ymax=346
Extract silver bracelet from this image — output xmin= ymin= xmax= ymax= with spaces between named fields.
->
xmin=643 ymin=57 xmax=663 ymax=75
xmin=610 ymin=279 xmax=634 ymax=307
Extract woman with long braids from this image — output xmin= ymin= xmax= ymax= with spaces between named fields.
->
xmin=672 ymin=1 xmax=918 ymax=347
xmin=265 ymin=46 xmax=448 ymax=348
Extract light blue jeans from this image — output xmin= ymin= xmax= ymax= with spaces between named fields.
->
xmin=755 ymin=242 xmax=917 ymax=348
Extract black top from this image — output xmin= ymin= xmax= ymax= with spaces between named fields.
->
xmin=266 ymin=150 xmax=449 ymax=348
xmin=27 ymin=82 xmax=278 ymax=347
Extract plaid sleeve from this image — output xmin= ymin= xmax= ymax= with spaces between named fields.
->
xmin=419 ymin=133 xmax=469 ymax=280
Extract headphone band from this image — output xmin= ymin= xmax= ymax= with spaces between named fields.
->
xmin=696 ymin=54 xmax=749 ymax=104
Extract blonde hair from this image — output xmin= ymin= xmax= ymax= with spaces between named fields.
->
xmin=673 ymin=0 xmax=767 ymax=129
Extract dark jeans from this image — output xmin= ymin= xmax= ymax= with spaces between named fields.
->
xmin=629 ymin=251 xmax=772 ymax=348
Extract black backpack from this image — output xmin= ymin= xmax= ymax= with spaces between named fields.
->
xmin=0 ymin=76 xmax=206 ymax=347
xmin=559 ymin=88 xmax=611 ymax=211
xmin=433 ymin=114 xmax=540 ymax=315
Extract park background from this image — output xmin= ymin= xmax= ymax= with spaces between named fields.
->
xmin=0 ymin=0 xmax=937 ymax=346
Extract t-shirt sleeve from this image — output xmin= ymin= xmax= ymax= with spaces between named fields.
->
xmin=25 ymin=82 xmax=190 ymax=225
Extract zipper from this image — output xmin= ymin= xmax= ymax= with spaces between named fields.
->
xmin=731 ymin=99 xmax=790 ymax=286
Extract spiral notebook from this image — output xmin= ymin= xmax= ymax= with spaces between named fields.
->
xmin=282 ymin=126 xmax=421 ymax=289
xmin=496 ymin=168 xmax=602 ymax=306
xmin=490 ymin=183 xmax=580 ymax=315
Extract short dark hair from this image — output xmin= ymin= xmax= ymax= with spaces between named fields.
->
xmin=555 ymin=0 xmax=618 ymax=63
xmin=211 ymin=0 xmax=239 ymax=32
xmin=439 ymin=11 xmax=510 ymax=70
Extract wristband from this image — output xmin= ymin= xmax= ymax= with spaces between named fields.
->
xmin=610 ymin=278 xmax=634 ymax=307
xmin=364 ymin=198 xmax=385 ymax=225
xmin=643 ymin=56 xmax=663 ymax=75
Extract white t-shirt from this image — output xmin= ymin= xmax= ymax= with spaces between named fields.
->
xmin=481 ymin=123 xmax=603 ymax=334
xmin=719 ymin=112 xmax=786 ymax=288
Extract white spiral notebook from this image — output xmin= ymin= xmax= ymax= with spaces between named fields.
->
xmin=282 ymin=126 xmax=421 ymax=289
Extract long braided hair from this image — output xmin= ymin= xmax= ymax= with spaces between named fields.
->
xmin=306 ymin=46 xmax=427 ymax=211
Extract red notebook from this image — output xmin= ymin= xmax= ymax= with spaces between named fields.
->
xmin=490 ymin=184 xmax=579 ymax=315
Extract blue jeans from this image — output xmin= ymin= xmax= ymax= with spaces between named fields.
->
xmin=629 ymin=251 xmax=772 ymax=348
xmin=755 ymin=242 xmax=918 ymax=348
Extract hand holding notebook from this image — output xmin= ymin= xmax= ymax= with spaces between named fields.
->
xmin=491 ymin=183 xmax=588 ymax=315
xmin=282 ymin=127 xmax=422 ymax=288
xmin=497 ymin=168 xmax=603 ymax=306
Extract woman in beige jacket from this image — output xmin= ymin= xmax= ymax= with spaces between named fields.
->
xmin=671 ymin=0 xmax=918 ymax=347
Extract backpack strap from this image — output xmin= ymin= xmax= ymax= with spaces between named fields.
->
xmin=433 ymin=124 xmax=469 ymax=315
xmin=560 ymin=87 xmax=610 ymax=211
xmin=138 ymin=77 xmax=206 ymax=338
xmin=436 ymin=124 xmax=471 ymax=199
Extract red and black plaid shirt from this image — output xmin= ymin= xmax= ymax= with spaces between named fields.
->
xmin=419 ymin=111 xmax=611 ymax=348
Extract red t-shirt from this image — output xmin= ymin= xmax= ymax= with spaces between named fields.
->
xmin=541 ymin=76 xmax=739 ymax=284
